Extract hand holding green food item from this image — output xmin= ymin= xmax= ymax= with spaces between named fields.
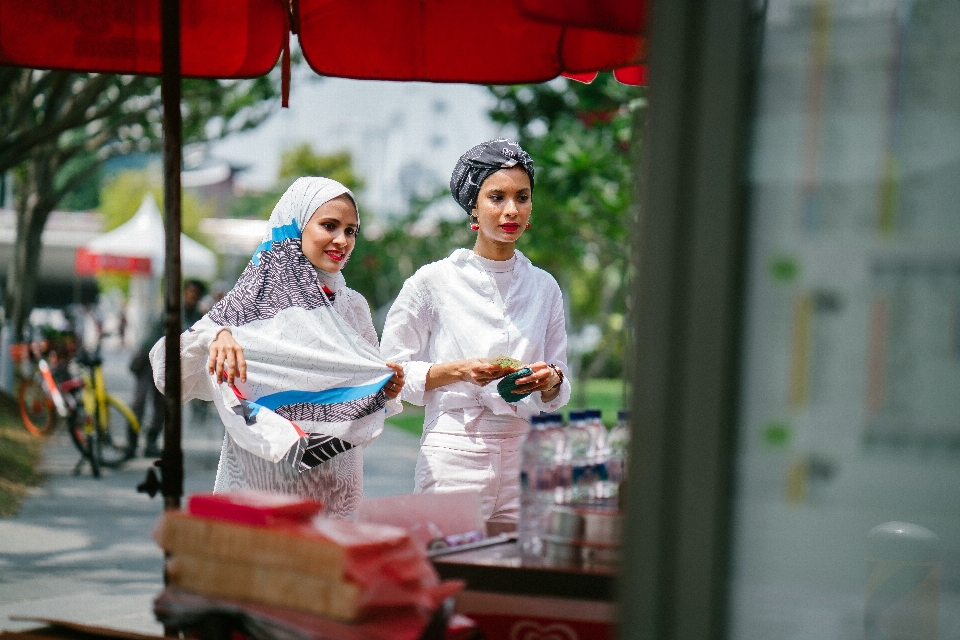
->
xmin=488 ymin=355 xmax=524 ymax=371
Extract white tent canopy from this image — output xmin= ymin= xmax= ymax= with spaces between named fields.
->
xmin=83 ymin=194 xmax=217 ymax=280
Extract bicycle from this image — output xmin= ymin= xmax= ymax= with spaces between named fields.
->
xmin=14 ymin=327 xmax=141 ymax=477
xmin=12 ymin=332 xmax=72 ymax=438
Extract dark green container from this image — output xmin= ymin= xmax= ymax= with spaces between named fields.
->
xmin=497 ymin=367 xmax=533 ymax=403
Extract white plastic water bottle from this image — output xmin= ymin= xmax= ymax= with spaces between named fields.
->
xmin=519 ymin=414 xmax=558 ymax=559
xmin=606 ymin=410 xmax=630 ymax=503
xmin=566 ymin=410 xmax=593 ymax=506
xmin=544 ymin=412 xmax=569 ymax=505
xmin=583 ymin=408 xmax=608 ymax=504
xmin=602 ymin=410 xmax=630 ymax=507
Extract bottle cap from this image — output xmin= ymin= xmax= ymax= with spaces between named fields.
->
xmin=617 ymin=410 xmax=630 ymax=422
xmin=584 ymin=409 xmax=602 ymax=419
xmin=530 ymin=414 xmax=547 ymax=425
xmin=544 ymin=413 xmax=564 ymax=425
xmin=568 ymin=410 xmax=584 ymax=422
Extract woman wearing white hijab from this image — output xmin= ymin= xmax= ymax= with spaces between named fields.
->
xmin=150 ymin=177 xmax=404 ymax=516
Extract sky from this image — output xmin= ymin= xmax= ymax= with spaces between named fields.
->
xmin=209 ymin=70 xmax=501 ymax=222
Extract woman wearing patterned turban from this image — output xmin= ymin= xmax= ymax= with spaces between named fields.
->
xmin=381 ymin=138 xmax=570 ymax=532
xmin=150 ymin=177 xmax=405 ymax=517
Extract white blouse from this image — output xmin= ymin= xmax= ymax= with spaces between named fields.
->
xmin=381 ymin=248 xmax=571 ymax=434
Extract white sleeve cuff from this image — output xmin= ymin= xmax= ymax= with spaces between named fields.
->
xmin=398 ymin=360 xmax=433 ymax=406
xmin=536 ymin=378 xmax=571 ymax=413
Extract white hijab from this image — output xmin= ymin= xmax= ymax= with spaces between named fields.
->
xmin=177 ymin=178 xmax=391 ymax=471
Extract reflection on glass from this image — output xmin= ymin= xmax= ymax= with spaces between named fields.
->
xmin=732 ymin=0 xmax=960 ymax=638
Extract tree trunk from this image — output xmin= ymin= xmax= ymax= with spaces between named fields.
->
xmin=4 ymin=149 xmax=60 ymax=341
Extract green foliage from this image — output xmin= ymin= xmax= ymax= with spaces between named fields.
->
xmin=0 ymin=393 xmax=42 ymax=517
xmin=57 ymin=158 xmax=103 ymax=211
xmin=488 ymin=75 xmax=645 ymax=381
xmin=339 ymin=75 xmax=645 ymax=386
xmin=94 ymin=169 xmax=215 ymax=295
xmin=99 ymin=169 xmax=213 ymax=242
xmin=230 ymin=144 xmax=363 ymax=220
xmin=280 ymin=145 xmax=364 ymax=190
xmin=344 ymin=189 xmax=474 ymax=312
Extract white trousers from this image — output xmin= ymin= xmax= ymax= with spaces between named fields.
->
xmin=414 ymin=410 xmax=527 ymax=527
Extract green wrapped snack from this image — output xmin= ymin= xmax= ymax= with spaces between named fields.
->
xmin=490 ymin=355 xmax=524 ymax=371
xmin=497 ymin=367 xmax=533 ymax=403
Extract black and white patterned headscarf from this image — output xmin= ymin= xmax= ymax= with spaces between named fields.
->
xmin=157 ymin=178 xmax=393 ymax=473
xmin=449 ymin=138 xmax=535 ymax=214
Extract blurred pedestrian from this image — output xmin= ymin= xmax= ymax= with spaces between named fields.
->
xmin=129 ymin=279 xmax=206 ymax=457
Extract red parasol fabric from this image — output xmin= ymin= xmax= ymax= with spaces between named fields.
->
xmin=0 ymin=0 xmax=285 ymax=78
xmin=297 ymin=0 xmax=644 ymax=83
xmin=0 ymin=0 xmax=644 ymax=85
xmin=516 ymin=0 xmax=648 ymax=35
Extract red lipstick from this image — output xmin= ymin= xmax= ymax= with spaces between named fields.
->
xmin=500 ymin=223 xmax=520 ymax=232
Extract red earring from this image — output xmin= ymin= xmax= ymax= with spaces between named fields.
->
xmin=470 ymin=222 xmax=479 ymax=231
xmin=525 ymin=221 xmax=531 ymax=229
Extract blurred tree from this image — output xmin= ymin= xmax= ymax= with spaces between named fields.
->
xmin=346 ymin=75 xmax=644 ymax=379
xmin=486 ymin=76 xmax=645 ymax=395
xmin=344 ymin=189 xmax=470 ymax=316
xmin=98 ymin=169 xmax=213 ymax=242
xmin=1 ymin=69 xmax=279 ymax=340
xmin=229 ymin=144 xmax=363 ymax=219
xmin=280 ymin=145 xmax=363 ymax=190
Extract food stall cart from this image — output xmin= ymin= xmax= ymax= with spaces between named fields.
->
xmin=0 ymin=2 xmax=643 ymax=639
xmin=432 ymin=538 xmax=617 ymax=640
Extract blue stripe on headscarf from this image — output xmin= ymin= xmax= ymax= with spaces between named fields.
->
xmin=254 ymin=375 xmax=392 ymax=410
xmin=251 ymin=219 xmax=302 ymax=266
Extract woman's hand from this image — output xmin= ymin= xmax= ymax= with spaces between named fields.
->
xmin=425 ymin=359 xmax=509 ymax=390
xmin=510 ymin=362 xmax=562 ymax=399
xmin=384 ymin=362 xmax=405 ymax=399
xmin=207 ymin=328 xmax=247 ymax=385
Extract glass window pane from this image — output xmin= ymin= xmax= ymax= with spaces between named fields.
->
xmin=732 ymin=1 xmax=960 ymax=638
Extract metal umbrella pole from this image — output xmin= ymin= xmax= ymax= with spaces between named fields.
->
xmin=137 ymin=0 xmax=183 ymax=508
xmin=158 ymin=0 xmax=184 ymax=511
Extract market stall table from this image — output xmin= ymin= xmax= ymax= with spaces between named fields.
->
xmin=431 ymin=539 xmax=617 ymax=640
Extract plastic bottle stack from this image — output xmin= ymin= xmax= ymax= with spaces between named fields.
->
xmin=605 ymin=410 xmax=630 ymax=505
xmin=566 ymin=410 xmax=593 ymax=506
xmin=518 ymin=409 xmax=631 ymax=568
xmin=583 ymin=408 xmax=608 ymax=506
xmin=545 ymin=412 xmax=569 ymax=505
xmin=519 ymin=414 xmax=559 ymax=560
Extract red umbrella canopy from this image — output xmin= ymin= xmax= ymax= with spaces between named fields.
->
xmin=517 ymin=0 xmax=647 ymax=35
xmin=0 ymin=0 xmax=285 ymax=77
xmin=298 ymin=0 xmax=644 ymax=83
xmin=0 ymin=0 xmax=644 ymax=84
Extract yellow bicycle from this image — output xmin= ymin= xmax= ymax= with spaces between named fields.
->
xmin=15 ymin=329 xmax=140 ymax=477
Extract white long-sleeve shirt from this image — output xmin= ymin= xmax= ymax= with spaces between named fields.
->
xmin=381 ymin=248 xmax=570 ymax=436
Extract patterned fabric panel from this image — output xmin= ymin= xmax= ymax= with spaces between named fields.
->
xmin=215 ymin=435 xmax=364 ymax=517
xmin=273 ymin=389 xmax=388 ymax=424
xmin=297 ymin=433 xmax=355 ymax=471
xmin=207 ymin=238 xmax=329 ymax=327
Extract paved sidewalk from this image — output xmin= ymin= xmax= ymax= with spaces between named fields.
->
xmin=0 ymin=347 xmax=420 ymax=635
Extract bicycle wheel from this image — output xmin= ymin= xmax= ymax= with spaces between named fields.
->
xmin=96 ymin=395 xmax=138 ymax=468
xmin=67 ymin=407 xmax=100 ymax=478
xmin=18 ymin=378 xmax=56 ymax=437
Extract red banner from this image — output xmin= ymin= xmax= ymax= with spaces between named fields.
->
xmin=75 ymin=247 xmax=152 ymax=276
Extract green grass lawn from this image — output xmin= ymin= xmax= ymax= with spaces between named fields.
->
xmin=0 ymin=392 xmax=43 ymax=517
xmin=385 ymin=378 xmax=626 ymax=436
